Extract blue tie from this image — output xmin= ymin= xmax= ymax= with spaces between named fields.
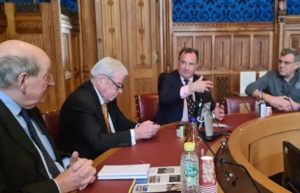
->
xmin=184 ymin=79 xmax=195 ymax=118
xmin=19 ymin=109 xmax=60 ymax=178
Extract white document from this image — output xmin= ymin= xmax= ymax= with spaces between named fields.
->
xmin=240 ymin=71 xmax=256 ymax=94
xmin=259 ymin=71 xmax=267 ymax=78
xmin=97 ymin=164 xmax=150 ymax=180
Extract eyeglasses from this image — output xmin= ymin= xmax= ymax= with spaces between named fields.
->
xmin=278 ymin=59 xmax=296 ymax=66
xmin=103 ymin=74 xmax=124 ymax=91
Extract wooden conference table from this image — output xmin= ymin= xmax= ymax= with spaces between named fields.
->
xmin=78 ymin=113 xmax=255 ymax=193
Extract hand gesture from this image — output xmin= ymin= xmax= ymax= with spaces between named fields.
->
xmin=190 ymin=76 xmax=213 ymax=93
xmin=214 ymin=102 xmax=225 ymax=121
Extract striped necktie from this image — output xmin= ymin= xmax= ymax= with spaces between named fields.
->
xmin=19 ymin=109 xmax=60 ymax=178
xmin=184 ymin=79 xmax=195 ymax=119
xmin=102 ymin=103 xmax=111 ymax=133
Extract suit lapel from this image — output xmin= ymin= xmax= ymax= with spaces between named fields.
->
xmin=0 ymin=101 xmax=50 ymax=179
xmin=85 ymin=81 xmax=110 ymax=133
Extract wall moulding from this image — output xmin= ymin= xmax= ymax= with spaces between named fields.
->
xmin=172 ymin=22 xmax=274 ymax=32
xmin=286 ymin=16 xmax=300 ymax=24
xmin=15 ymin=21 xmax=43 ymax=33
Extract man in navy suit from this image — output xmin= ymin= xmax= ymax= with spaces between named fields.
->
xmin=0 ymin=40 xmax=95 ymax=193
xmin=157 ymin=47 xmax=225 ymax=125
xmin=58 ymin=57 xmax=160 ymax=160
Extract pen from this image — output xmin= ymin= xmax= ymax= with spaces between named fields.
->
xmin=139 ymin=160 xmax=145 ymax=164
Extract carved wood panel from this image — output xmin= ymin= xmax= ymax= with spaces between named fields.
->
xmin=96 ymin=0 xmax=160 ymax=121
xmin=61 ymin=8 xmax=82 ymax=98
xmin=215 ymin=75 xmax=231 ymax=103
xmin=172 ymin=30 xmax=273 ymax=98
xmin=3 ymin=3 xmax=61 ymax=113
xmin=196 ymin=36 xmax=212 ymax=71
xmin=215 ymin=36 xmax=231 ymax=70
xmin=233 ymin=36 xmax=250 ymax=70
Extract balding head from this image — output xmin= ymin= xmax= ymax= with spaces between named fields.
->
xmin=0 ymin=40 xmax=50 ymax=88
xmin=0 ymin=40 xmax=54 ymax=109
xmin=0 ymin=40 xmax=48 ymax=64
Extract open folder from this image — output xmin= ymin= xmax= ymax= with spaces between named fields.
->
xmin=97 ymin=164 xmax=150 ymax=180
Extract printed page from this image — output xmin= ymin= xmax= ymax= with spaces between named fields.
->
xmin=240 ymin=71 xmax=256 ymax=94
xmin=132 ymin=166 xmax=181 ymax=193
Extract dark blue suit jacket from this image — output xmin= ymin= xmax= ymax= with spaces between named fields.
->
xmin=58 ymin=81 xmax=137 ymax=160
xmin=157 ymin=70 xmax=216 ymax=125
xmin=0 ymin=101 xmax=63 ymax=193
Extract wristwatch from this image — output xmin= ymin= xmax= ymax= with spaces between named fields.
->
xmin=298 ymin=104 xmax=300 ymax=111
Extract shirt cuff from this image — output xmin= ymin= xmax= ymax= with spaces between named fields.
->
xmin=130 ymin=129 xmax=136 ymax=145
xmin=53 ymin=179 xmax=62 ymax=193
xmin=212 ymin=110 xmax=216 ymax=119
xmin=180 ymin=85 xmax=191 ymax=99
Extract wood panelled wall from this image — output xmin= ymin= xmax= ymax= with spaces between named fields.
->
xmin=1 ymin=1 xmax=300 ymax=121
xmin=172 ymin=25 xmax=274 ymax=102
xmin=95 ymin=0 xmax=161 ymax=120
xmin=0 ymin=2 xmax=85 ymax=113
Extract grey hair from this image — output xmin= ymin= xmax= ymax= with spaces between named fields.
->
xmin=0 ymin=55 xmax=39 ymax=88
xmin=281 ymin=48 xmax=300 ymax=62
xmin=91 ymin=57 xmax=128 ymax=79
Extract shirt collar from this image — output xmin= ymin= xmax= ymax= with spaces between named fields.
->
xmin=180 ymin=76 xmax=193 ymax=85
xmin=93 ymin=86 xmax=105 ymax=105
xmin=0 ymin=90 xmax=22 ymax=116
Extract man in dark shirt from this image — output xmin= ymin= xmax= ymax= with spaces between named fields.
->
xmin=245 ymin=47 xmax=300 ymax=112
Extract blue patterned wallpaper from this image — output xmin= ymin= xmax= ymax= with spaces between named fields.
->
xmin=173 ymin=0 xmax=274 ymax=22
xmin=0 ymin=0 xmax=78 ymax=12
xmin=60 ymin=0 xmax=78 ymax=12
xmin=287 ymin=0 xmax=300 ymax=15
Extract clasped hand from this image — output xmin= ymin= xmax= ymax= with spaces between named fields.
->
xmin=269 ymin=95 xmax=297 ymax=112
xmin=55 ymin=151 xmax=96 ymax=193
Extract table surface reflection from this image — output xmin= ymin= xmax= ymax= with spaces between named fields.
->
xmin=78 ymin=113 xmax=254 ymax=193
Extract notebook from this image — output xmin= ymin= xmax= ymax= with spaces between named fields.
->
xmin=98 ymin=164 xmax=150 ymax=180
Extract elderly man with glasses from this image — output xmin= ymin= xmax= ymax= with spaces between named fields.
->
xmin=58 ymin=57 xmax=160 ymax=160
xmin=245 ymin=47 xmax=300 ymax=112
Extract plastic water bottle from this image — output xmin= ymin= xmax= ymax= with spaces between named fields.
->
xmin=187 ymin=117 xmax=205 ymax=161
xmin=181 ymin=142 xmax=199 ymax=193
xmin=258 ymin=88 xmax=266 ymax=118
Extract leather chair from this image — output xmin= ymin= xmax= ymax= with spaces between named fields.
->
xmin=42 ymin=110 xmax=60 ymax=145
xmin=223 ymin=96 xmax=256 ymax=114
xmin=134 ymin=93 xmax=159 ymax=123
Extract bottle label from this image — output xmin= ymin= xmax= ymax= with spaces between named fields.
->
xmin=183 ymin=166 xmax=199 ymax=185
xmin=260 ymin=103 xmax=266 ymax=118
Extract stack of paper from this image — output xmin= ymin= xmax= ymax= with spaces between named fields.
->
xmin=97 ymin=164 xmax=150 ymax=180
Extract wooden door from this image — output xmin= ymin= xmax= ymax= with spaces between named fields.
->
xmin=95 ymin=0 xmax=161 ymax=121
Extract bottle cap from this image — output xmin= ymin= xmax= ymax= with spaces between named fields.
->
xmin=184 ymin=142 xmax=195 ymax=151
xmin=189 ymin=117 xmax=197 ymax=123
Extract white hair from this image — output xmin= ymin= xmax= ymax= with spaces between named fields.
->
xmin=91 ymin=57 xmax=128 ymax=78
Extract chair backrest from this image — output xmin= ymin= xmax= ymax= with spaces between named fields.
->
xmin=224 ymin=96 xmax=256 ymax=114
xmin=42 ymin=110 xmax=60 ymax=145
xmin=134 ymin=93 xmax=159 ymax=123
